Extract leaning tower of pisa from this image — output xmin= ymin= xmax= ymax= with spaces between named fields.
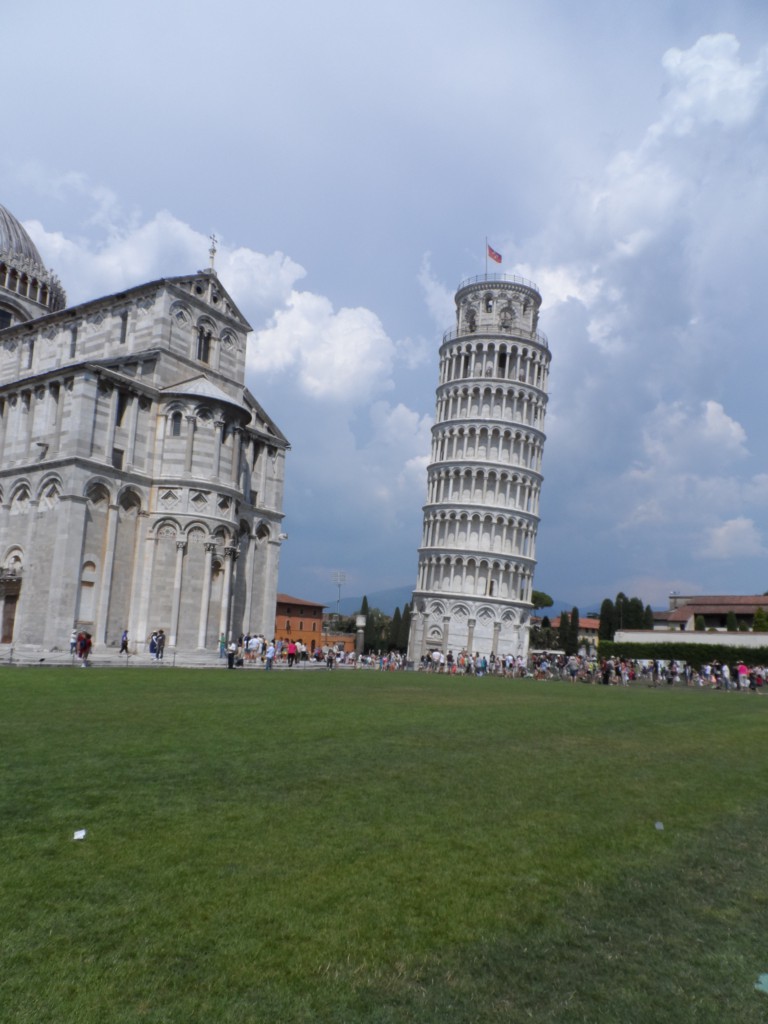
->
xmin=407 ymin=273 xmax=551 ymax=664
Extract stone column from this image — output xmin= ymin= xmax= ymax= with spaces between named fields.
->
xmin=134 ymin=529 xmax=158 ymax=651
xmin=257 ymin=537 xmax=282 ymax=638
xmin=128 ymin=511 xmax=150 ymax=647
xmin=231 ymin=427 xmax=243 ymax=486
xmin=467 ymin=616 xmax=476 ymax=654
xmin=420 ymin=609 xmax=430 ymax=660
xmin=241 ymin=532 xmax=255 ymax=632
xmin=21 ymin=391 xmax=32 ymax=459
xmin=70 ymin=374 xmax=99 ymax=458
xmin=126 ymin=393 xmax=140 ymax=470
xmin=0 ymin=398 xmax=7 ymax=465
xmin=184 ymin=416 xmax=196 ymax=474
xmin=169 ymin=539 xmax=187 ymax=647
xmin=95 ymin=502 xmax=120 ymax=644
xmin=197 ymin=541 xmax=216 ymax=648
xmin=218 ymin=545 xmax=236 ymax=641
xmin=212 ymin=420 xmax=224 ymax=479
xmin=104 ymin=386 xmax=118 ymax=462
xmin=442 ymin=615 xmax=450 ymax=656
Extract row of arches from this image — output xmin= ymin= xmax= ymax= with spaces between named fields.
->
xmin=415 ymin=554 xmax=534 ymax=602
xmin=0 ymin=261 xmax=65 ymax=313
xmin=420 ymin=510 xmax=537 ymax=558
xmin=425 ymin=466 xmax=541 ymax=514
xmin=418 ymin=597 xmax=525 ymax=628
xmin=439 ymin=340 xmax=549 ymax=389
xmin=161 ymin=402 xmax=252 ymax=486
xmin=430 ymin=425 xmax=544 ymax=470
xmin=435 ymin=383 xmax=546 ymax=429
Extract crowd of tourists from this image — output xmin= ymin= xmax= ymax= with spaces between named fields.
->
xmin=417 ymin=650 xmax=528 ymax=676
xmin=416 ymin=650 xmax=767 ymax=689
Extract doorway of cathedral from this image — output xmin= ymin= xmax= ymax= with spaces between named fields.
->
xmin=2 ymin=591 xmax=18 ymax=643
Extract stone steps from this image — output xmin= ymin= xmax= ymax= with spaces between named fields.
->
xmin=0 ymin=645 xmax=329 ymax=671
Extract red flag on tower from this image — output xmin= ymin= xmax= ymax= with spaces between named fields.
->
xmin=487 ymin=244 xmax=502 ymax=264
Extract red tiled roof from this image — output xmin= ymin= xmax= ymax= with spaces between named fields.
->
xmin=276 ymin=593 xmax=326 ymax=608
xmin=551 ymin=617 xmax=600 ymax=630
xmin=673 ymin=595 xmax=768 ymax=608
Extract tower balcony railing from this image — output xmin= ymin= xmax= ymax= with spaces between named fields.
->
xmin=441 ymin=326 xmax=549 ymax=349
xmin=457 ymin=273 xmax=540 ymax=293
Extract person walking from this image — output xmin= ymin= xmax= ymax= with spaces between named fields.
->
xmin=265 ymin=640 xmax=276 ymax=670
xmin=119 ymin=629 xmax=129 ymax=655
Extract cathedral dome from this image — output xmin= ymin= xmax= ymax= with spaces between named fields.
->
xmin=0 ymin=203 xmax=66 ymax=320
xmin=0 ymin=204 xmax=45 ymax=269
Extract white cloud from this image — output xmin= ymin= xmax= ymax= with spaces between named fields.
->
xmin=418 ymin=255 xmax=455 ymax=329
xmin=700 ymin=517 xmax=766 ymax=559
xmin=26 ymin=210 xmax=305 ymax=317
xmin=639 ymin=400 xmax=748 ymax=471
xmin=655 ymin=34 xmax=768 ymax=138
xmin=249 ymin=292 xmax=395 ymax=403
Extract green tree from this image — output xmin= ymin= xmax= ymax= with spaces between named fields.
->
xmin=558 ymin=610 xmax=570 ymax=651
xmin=388 ymin=607 xmax=402 ymax=649
xmin=531 ymin=590 xmax=554 ymax=610
xmin=626 ymin=597 xmax=645 ymax=629
xmin=541 ymin=615 xmax=551 ymax=629
xmin=599 ymin=599 xmax=616 ymax=641
xmin=530 ymin=624 xmax=558 ymax=650
xmin=568 ymin=606 xmax=580 ymax=655
xmin=726 ymin=611 xmax=738 ymax=632
xmin=615 ymin=592 xmax=628 ymax=631
xmin=359 ymin=595 xmax=369 ymax=617
xmin=753 ymin=608 xmax=768 ymax=632
xmin=364 ymin=606 xmax=388 ymax=652
xmin=398 ymin=603 xmax=411 ymax=650
xmin=695 ymin=615 xmax=706 ymax=631
xmin=644 ymin=604 xmax=655 ymax=629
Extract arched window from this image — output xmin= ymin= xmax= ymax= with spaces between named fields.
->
xmin=170 ymin=411 xmax=182 ymax=437
xmin=197 ymin=325 xmax=211 ymax=363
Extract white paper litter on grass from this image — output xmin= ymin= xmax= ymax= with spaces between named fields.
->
xmin=654 ymin=821 xmax=664 ymax=830
xmin=73 ymin=829 xmax=87 ymax=841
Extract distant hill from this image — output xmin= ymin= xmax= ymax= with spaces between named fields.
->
xmin=333 ymin=585 xmax=415 ymax=617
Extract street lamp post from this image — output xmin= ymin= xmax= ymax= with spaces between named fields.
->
xmin=331 ymin=570 xmax=347 ymax=621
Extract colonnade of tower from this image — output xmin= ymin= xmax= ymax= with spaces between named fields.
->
xmin=408 ymin=273 xmax=550 ymax=663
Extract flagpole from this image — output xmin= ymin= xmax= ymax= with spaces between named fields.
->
xmin=485 ymin=236 xmax=488 ymax=277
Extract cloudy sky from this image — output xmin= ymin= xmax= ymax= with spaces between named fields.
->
xmin=5 ymin=1 xmax=768 ymax=611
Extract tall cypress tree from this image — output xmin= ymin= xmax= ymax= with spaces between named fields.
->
xmin=568 ymin=606 xmax=580 ymax=655
xmin=626 ymin=597 xmax=645 ymax=629
xmin=558 ymin=610 xmax=570 ymax=651
xmin=599 ymin=598 xmax=615 ymax=641
xmin=399 ymin=603 xmax=411 ymax=650
xmin=389 ymin=607 xmax=402 ymax=649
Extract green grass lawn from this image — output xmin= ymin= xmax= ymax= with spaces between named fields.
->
xmin=1 ymin=669 xmax=767 ymax=1023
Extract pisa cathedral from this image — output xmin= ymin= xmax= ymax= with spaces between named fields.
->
xmin=0 ymin=203 xmax=288 ymax=651
xmin=407 ymin=273 xmax=550 ymax=663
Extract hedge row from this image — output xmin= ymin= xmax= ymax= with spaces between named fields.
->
xmin=599 ymin=640 xmax=768 ymax=669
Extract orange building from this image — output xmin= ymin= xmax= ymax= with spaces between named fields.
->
xmin=274 ymin=593 xmax=326 ymax=650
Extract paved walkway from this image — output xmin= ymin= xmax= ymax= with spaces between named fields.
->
xmin=0 ymin=645 xmax=327 ymax=671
